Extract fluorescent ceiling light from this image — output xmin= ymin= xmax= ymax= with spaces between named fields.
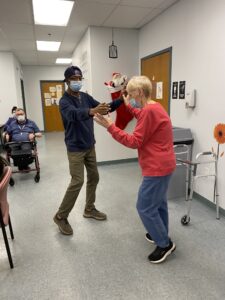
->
xmin=37 ymin=41 xmax=61 ymax=51
xmin=56 ymin=58 xmax=72 ymax=64
xmin=33 ymin=0 xmax=74 ymax=26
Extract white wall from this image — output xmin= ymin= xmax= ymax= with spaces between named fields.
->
xmin=139 ymin=0 xmax=225 ymax=208
xmin=72 ymin=26 xmax=139 ymax=162
xmin=0 ymin=52 xmax=23 ymax=124
xmin=22 ymin=66 xmax=66 ymax=130
xmin=72 ymin=28 xmax=92 ymax=93
xmin=13 ymin=55 xmax=24 ymax=108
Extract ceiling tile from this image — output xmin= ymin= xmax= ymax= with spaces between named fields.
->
xmin=78 ymin=0 xmax=120 ymax=4
xmin=0 ymin=0 xmax=179 ymax=65
xmin=120 ymin=0 xmax=165 ymax=8
xmin=10 ymin=40 xmax=36 ymax=51
xmin=63 ymin=23 xmax=87 ymax=47
xmin=0 ymin=0 xmax=33 ymax=24
xmin=135 ymin=8 xmax=163 ymax=28
xmin=34 ymin=26 xmax=66 ymax=42
xmin=0 ymin=29 xmax=11 ymax=50
xmin=59 ymin=41 xmax=78 ymax=53
xmin=0 ymin=23 xmax=34 ymax=40
xmin=37 ymin=52 xmax=59 ymax=65
xmin=69 ymin=1 xmax=116 ymax=27
xmin=158 ymin=0 xmax=178 ymax=9
xmin=55 ymin=50 xmax=73 ymax=57
xmin=14 ymin=50 xmax=38 ymax=65
xmin=103 ymin=5 xmax=152 ymax=28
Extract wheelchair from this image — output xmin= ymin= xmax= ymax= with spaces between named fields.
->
xmin=3 ymin=140 xmax=40 ymax=186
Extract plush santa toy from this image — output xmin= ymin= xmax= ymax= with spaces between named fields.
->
xmin=104 ymin=73 xmax=133 ymax=129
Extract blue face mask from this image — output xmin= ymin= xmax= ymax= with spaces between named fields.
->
xmin=70 ymin=81 xmax=82 ymax=92
xmin=130 ymin=98 xmax=141 ymax=108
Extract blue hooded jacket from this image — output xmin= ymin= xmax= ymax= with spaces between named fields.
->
xmin=59 ymin=91 xmax=123 ymax=152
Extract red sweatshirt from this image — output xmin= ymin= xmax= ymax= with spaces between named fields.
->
xmin=107 ymin=103 xmax=176 ymax=176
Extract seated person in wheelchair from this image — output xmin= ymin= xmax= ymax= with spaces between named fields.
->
xmin=5 ymin=108 xmax=42 ymax=171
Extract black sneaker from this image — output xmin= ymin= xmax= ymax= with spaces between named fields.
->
xmin=145 ymin=233 xmax=155 ymax=244
xmin=148 ymin=240 xmax=176 ymax=264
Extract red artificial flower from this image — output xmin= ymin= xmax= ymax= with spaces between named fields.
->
xmin=214 ymin=123 xmax=225 ymax=144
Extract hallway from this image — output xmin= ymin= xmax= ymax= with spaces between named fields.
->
xmin=1 ymin=132 xmax=225 ymax=300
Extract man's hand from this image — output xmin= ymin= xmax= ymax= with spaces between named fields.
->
xmin=89 ymin=103 xmax=110 ymax=116
xmin=29 ymin=133 xmax=35 ymax=141
xmin=94 ymin=113 xmax=113 ymax=129
xmin=5 ymin=133 xmax=10 ymax=142
xmin=29 ymin=132 xmax=42 ymax=141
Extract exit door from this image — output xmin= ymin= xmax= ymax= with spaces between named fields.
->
xmin=40 ymin=81 xmax=65 ymax=132
xmin=141 ymin=47 xmax=172 ymax=113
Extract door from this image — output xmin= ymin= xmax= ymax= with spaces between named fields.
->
xmin=141 ymin=48 xmax=172 ymax=113
xmin=40 ymin=81 xmax=65 ymax=132
xmin=20 ymin=79 xmax=27 ymax=114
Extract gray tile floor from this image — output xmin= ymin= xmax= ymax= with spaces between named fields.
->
xmin=1 ymin=132 xmax=225 ymax=300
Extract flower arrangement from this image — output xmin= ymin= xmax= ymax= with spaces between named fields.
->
xmin=212 ymin=123 xmax=225 ymax=216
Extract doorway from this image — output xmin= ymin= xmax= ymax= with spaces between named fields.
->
xmin=141 ymin=47 xmax=172 ymax=114
xmin=40 ymin=81 xmax=65 ymax=132
xmin=20 ymin=79 xmax=27 ymax=114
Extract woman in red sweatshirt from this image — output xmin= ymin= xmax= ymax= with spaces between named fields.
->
xmin=94 ymin=75 xmax=176 ymax=264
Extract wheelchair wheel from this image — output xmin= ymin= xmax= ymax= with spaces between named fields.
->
xmin=9 ymin=178 xmax=15 ymax=186
xmin=181 ymin=215 xmax=190 ymax=225
xmin=34 ymin=174 xmax=40 ymax=183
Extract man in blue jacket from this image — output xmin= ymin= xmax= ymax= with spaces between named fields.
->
xmin=54 ymin=66 xmax=124 ymax=235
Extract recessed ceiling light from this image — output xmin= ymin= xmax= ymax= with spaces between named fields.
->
xmin=56 ymin=58 xmax=72 ymax=64
xmin=37 ymin=41 xmax=61 ymax=51
xmin=33 ymin=0 xmax=74 ymax=26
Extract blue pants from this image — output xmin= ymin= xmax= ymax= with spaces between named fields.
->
xmin=136 ymin=174 xmax=172 ymax=248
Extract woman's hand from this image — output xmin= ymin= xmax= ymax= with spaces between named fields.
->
xmin=94 ymin=113 xmax=113 ymax=129
xmin=122 ymin=93 xmax=130 ymax=106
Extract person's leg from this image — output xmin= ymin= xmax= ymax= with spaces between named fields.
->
xmin=136 ymin=174 xmax=176 ymax=263
xmin=136 ymin=175 xmax=171 ymax=248
xmin=158 ymin=196 xmax=168 ymax=234
xmin=84 ymin=147 xmax=99 ymax=210
xmin=57 ymin=151 xmax=85 ymax=218
xmin=18 ymin=143 xmax=32 ymax=170
xmin=54 ymin=151 xmax=86 ymax=235
xmin=83 ymin=147 xmax=106 ymax=220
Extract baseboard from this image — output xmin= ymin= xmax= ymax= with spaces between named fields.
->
xmin=97 ymin=157 xmax=138 ymax=166
xmin=193 ymin=192 xmax=225 ymax=217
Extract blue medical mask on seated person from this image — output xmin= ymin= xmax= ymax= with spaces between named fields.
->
xmin=129 ymin=98 xmax=141 ymax=108
xmin=70 ymin=81 xmax=82 ymax=92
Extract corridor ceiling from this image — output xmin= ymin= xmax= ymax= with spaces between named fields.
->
xmin=0 ymin=0 xmax=178 ymax=65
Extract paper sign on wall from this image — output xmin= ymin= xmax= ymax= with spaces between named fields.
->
xmin=156 ymin=82 xmax=163 ymax=99
xmin=56 ymin=85 xmax=62 ymax=91
xmin=57 ymin=91 xmax=62 ymax=98
xmin=44 ymin=93 xmax=51 ymax=98
xmin=51 ymin=98 xmax=57 ymax=105
xmin=49 ymin=86 xmax=56 ymax=93
xmin=45 ymin=98 xmax=51 ymax=106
